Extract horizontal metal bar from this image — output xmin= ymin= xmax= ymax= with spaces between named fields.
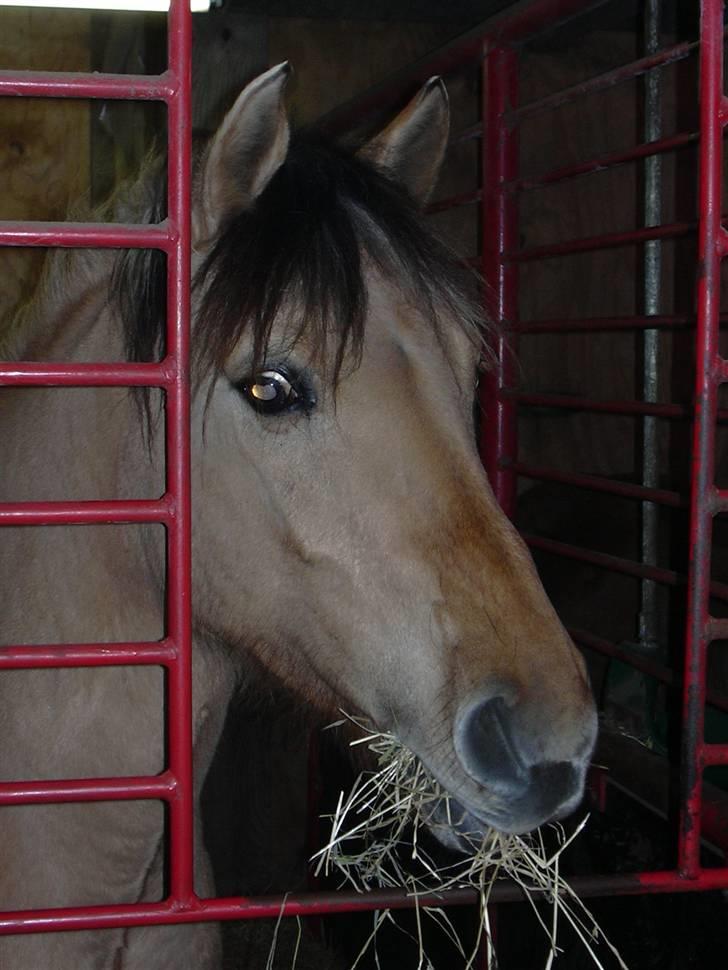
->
xmin=2 ymin=866 xmax=727 ymax=936
xmin=510 ymin=37 xmax=701 ymax=123
xmin=0 ymin=640 xmax=176 ymax=670
xmin=572 ymin=627 xmax=728 ymax=713
xmin=0 ymin=360 xmax=174 ymax=387
xmin=523 ymin=532 xmax=728 ymax=602
xmin=0 ymin=772 xmax=176 ymax=807
xmin=318 ymin=0 xmax=610 ymax=135
xmin=516 ymin=313 xmax=701 ymax=334
xmin=509 ymin=460 xmax=685 ymax=507
xmin=714 ymin=357 xmax=728 ymax=382
xmin=702 ymin=743 xmax=728 ymax=767
xmin=0 ymin=221 xmax=170 ymax=250
xmin=427 ymin=189 xmax=481 ymax=214
xmin=485 ymin=0 xmax=612 ymax=46
xmin=525 ymin=531 xmax=680 ymax=584
xmin=719 ymin=95 xmax=728 ymax=125
xmin=0 ymin=70 xmax=175 ymax=101
xmin=505 ymin=218 xmax=696 ymax=262
xmin=574 ymin=627 xmax=676 ymax=687
xmin=707 ymin=616 xmax=728 ymax=640
xmin=511 ymin=130 xmax=698 ymax=192
xmin=450 ymin=121 xmax=482 ymax=145
xmin=510 ymin=390 xmax=694 ymax=419
xmin=596 ymin=731 xmax=728 ymax=854
xmin=0 ymin=498 xmax=172 ymax=527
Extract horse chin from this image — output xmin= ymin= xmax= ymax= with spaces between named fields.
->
xmin=425 ymin=792 xmax=563 ymax=849
xmin=424 ymin=798 xmax=502 ymax=853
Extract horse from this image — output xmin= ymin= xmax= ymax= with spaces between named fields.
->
xmin=0 ymin=64 xmax=597 ymax=969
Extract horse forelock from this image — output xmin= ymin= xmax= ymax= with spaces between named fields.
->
xmin=114 ymin=132 xmax=491 ymax=392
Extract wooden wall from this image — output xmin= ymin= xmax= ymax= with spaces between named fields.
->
xmin=0 ymin=10 xmax=91 ymax=322
xmin=269 ymin=19 xmax=449 ymax=124
xmin=0 ymin=11 xmax=462 ymax=334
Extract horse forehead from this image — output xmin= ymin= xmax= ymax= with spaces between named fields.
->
xmin=363 ymin=275 xmax=476 ymax=377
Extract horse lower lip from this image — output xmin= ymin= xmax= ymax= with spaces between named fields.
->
xmin=429 ymin=797 xmax=505 ymax=845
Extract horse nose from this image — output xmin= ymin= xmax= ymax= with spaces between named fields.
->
xmin=454 ymin=690 xmax=587 ymax=826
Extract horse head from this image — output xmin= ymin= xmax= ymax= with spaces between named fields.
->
xmin=132 ymin=64 xmax=597 ymax=837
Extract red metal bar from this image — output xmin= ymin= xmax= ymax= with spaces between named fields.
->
xmin=507 ymin=460 xmax=685 ymax=507
xmin=571 ymin=627 xmax=728 ymax=715
xmin=680 ymin=0 xmax=724 ymax=880
xmin=0 ymin=221 xmax=169 ymax=249
xmin=523 ymin=532 xmax=728 ymax=602
xmin=708 ymin=616 xmax=728 ymax=639
xmin=164 ymin=0 xmax=195 ymax=908
xmin=710 ymin=487 xmax=728 ymax=512
xmin=480 ymin=46 xmax=519 ymax=518
xmin=0 ymin=498 xmax=172 ymax=527
xmin=509 ymin=130 xmax=698 ymax=193
xmin=319 ymin=0 xmax=608 ymax=135
xmin=716 ymin=357 xmax=728 ymax=381
xmin=0 ymin=889 xmax=502 ymax=938
xmin=427 ymin=188 xmax=481 ymax=214
xmin=0 ymin=70 xmax=175 ymax=101
xmin=509 ymin=390 xmax=698 ymax=419
xmin=0 ymin=640 xmax=176 ymax=670
xmin=0 ymin=773 xmax=177 ymax=806
xmin=483 ymin=0 xmax=611 ymax=45
xmin=3 ymin=866 xmax=728 ymax=939
xmin=510 ymin=36 xmax=702 ymax=123
xmin=0 ymin=361 xmax=174 ymax=387
xmin=450 ymin=121 xmax=482 ymax=145
xmin=505 ymin=217 xmax=698 ymax=262
xmin=517 ymin=313 xmax=700 ymax=334
xmin=702 ymin=743 xmax=728 ymax=767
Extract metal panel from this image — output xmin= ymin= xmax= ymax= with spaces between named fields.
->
xmin=320 ymin=0 xmax=728 ymax=905
xmin=0 ymin=0 xmax=195 ymax=937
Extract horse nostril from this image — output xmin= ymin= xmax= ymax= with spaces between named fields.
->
xmin=529 ymin=761 xmax=579 ymax=816
xmin=454 ymin=693 xmax=586 ymax=828
xmin=455 ymin=695 xmax=530 ymax=797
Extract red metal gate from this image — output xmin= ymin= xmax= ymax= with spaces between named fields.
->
xmin=0 ymin=0 xmax=198 ymax=935
xmin=1 ymin=0 xmax=727 ymax=953
xmin=323 ymin=0 xmax=728 ymax=904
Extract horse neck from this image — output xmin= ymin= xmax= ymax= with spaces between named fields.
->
xmin=0 ymin=253 xmax=166 ymax=646
xmin=4 ymin=247 xmax=116 ymax=361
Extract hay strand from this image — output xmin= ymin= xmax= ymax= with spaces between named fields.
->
xmin=313 ymin=716 xmax=629 ymax=970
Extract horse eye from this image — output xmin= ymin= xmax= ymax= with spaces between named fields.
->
xmin=240 ymin=369 xmax=301 ymax=415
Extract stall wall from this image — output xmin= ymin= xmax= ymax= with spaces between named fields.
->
xmin=0 ymin=11 xmax=91 ymax=321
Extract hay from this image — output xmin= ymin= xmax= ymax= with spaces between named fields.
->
xmin=312 ymin=716 xmax=629 ymax=970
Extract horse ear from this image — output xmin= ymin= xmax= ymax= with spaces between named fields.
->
xmin=359 ymin=77 xmax=449 ymax=206
xmin=195 ymin=62 xmax=291 ymax=244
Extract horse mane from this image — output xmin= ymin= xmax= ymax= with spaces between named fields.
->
xmin=115 ymin=130 xmax=490 ymax=386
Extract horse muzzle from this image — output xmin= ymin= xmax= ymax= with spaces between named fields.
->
xmin=451 ymin=687 xmax=598 ymax=835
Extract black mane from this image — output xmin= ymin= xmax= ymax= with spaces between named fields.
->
xmin=115 ymin=131 xmax=487 ymax=385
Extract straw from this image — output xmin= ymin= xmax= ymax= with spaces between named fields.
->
xmin=311 ymin=715 xmax=629 ymax=970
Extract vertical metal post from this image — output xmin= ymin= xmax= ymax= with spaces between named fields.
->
xmin=477 ymin=44 xmax=518 ymax=968
xmin=639 ymin=0 xmax=662 ymax=653
xmin=681 ymin=0 xmax=723 ymax=878
xmin=480 ymin=44 xmax=519 ymax=520
xmin=164 ymin=0 xmax=195 ymax=905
